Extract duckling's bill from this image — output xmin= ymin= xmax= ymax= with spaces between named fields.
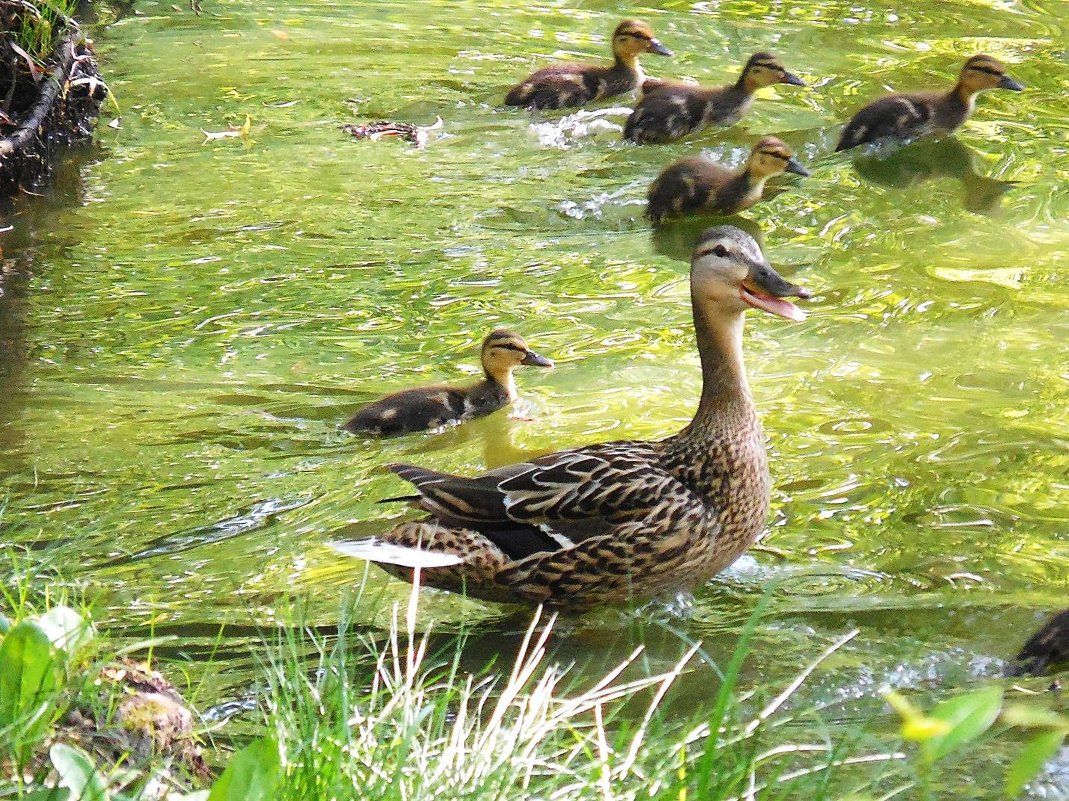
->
xmin=522 ymin=350 xmax=554 ymax=367
xmin=786 ymin=157 xmax=810 ymax=176
xmin=648 ymin=39 xmax=673 ymax=57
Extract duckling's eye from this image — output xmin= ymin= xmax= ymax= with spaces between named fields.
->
xmin=713 ymin=245 xmax=729 ymax=258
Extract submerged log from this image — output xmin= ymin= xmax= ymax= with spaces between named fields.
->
xmin=0 ymin=29 xmax=106 ymax=198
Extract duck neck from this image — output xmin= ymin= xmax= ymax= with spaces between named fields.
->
xmin=483 ymin=369 xmax=517 ymax=402
xmin=613 ymin=52 xmax=642 ymax=79
xmin=741 ymin=167 xmax=770 ymax=192
xmin=948 ymin=82 xmax=978 ymax=115
xmin=734 ymin=72 xmax=758 ymax=96
xmin=685 ymin=299 xmax=753 ymax=436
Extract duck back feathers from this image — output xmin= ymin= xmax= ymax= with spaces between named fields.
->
xmin=624 ymin=52 xmax=804 ymax=144
xmin=835 ymin=54 xmax=1023 ymax=151
xmin=505 ymin=19 xmax=671 ymax=110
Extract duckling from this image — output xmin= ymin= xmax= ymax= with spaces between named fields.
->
xmin=1006 ymin=609 xmax=1069 ymax=678
xmin=647 ymin=136 xmax=809 ymax=222
xmin=342 ymin=330 xmax=553 ymax=437
xmin=624 ymin=52 xmax=805 ymax=144
xmin=835 ymin=54 xmax=1024 ymax=151
xmin=504 ymin=19 xmax=672 ymax=110
xmin=332 ymin=227 xmax=812 ymax=611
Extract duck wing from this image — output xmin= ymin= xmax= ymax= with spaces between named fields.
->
xmin=386 ymin=440 xmax=687 ymax=558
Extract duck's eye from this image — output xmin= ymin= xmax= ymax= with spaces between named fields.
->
xmin=713 ymin=245 xmax=729 ymax=258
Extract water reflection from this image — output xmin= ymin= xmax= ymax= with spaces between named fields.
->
xmin=0 ymin=152 xmax=95 ymax=473
xmin=650 ymin=215 xmax=765 ymax=264
xmin=850 ymin=137 xmax=1017 ymax=214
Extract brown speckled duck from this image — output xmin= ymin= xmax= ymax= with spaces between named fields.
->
xmin=342 ymin=330 xmax=553 ymax=437
xmin=624 ymin=52 xmax=805 ymax=144
xmin=333 ymin=227 xmax=811 ymax=610
xmin=647 ymin=137 xmax=809 ymax=222
xmin=835 ymin=54 xmax=1024 ymax=151
xmin=504 ymin=19 xmax=672 ymax=110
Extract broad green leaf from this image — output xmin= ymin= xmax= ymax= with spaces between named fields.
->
xmin=35 ymin=607 xmax=94 ymax=658
xmin=207 ymin=736 xmax=282 ymax=801
xmin=50 ymin=743 xmax=109 ymax=801
xmin=0 ymin=620 xmax=61 ymax=756
xmin=921 ymin=686 xmax=1003 ymax=762
xmin=1005 ymin=729 xmax=1066 ymax=798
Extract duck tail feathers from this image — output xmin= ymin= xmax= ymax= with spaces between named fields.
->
xmin=329 ymin=538 xmax=464 ymax=569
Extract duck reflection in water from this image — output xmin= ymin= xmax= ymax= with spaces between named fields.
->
xmin=650 ymin=214 xmax=764 ymax=265
xmin=850 ymin=136 xmax=1016 ymax=214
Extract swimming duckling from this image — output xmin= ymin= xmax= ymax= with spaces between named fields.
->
xmin=1006 ymin=609 xmax=1069 ymax=678
xmin=343 ymin=330 xmax=553 ymax=437
xmin=624 ymin=52 xmax=805 ymax=144
xmin=835 ymin=54 xmax=1024 ymax=151
xmin=647 ymin=137 xmax=809 ymax=222
xmin=504 ymin=19 xmax=672 ymax=110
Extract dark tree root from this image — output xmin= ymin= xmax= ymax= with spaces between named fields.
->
xmin=0 ymin=29 xmax=107 ymax=199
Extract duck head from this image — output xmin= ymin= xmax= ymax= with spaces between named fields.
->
xmin=739 ymin=52 xmax=806 ymax=92
xmin=746 ymin=136 xmax=810 ymax=179
xmin=959 ymin=54 xmax=1024 ymax=94
xmin=481 ymin=329 xmax=554 ymax=385
xmin=612 ymin=20 xmax=672 ymax=63
xmin=691 ymin=227 xmax=810 ymax=322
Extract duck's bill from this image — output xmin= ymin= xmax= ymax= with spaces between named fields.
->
xmin=330 ymin=538 xmax=464 ymax=569
xmin=786 ymin=157 xmax=810 ymax=176
xmin=780 ymin=71 xmax=806 ymax=86
xmin=741 ymin=284 xmax=807 ymax=322
xmin=999 ymin=75 xmax=1025 ymax=91
xmin=522 ymin=350 xmax=554 ymax=367
xmin=649 ymin=40 xmax=673 ymax=57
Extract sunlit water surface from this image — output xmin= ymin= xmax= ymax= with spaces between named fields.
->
xmin=1 ymin=0 xmax=1066 ymax=793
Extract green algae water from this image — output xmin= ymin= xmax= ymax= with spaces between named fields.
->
xmin=1 ymin=0 xmax=1067 ymax=793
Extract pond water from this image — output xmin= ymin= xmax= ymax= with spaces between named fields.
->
xmin=1 ymin=0 xmax=1066 ymax=791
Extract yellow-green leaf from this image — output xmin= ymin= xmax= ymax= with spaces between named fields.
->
xmin=1005 ymin=729 xmax=1065 ymax=798
xmin=921 ymin=686 xmax=1003 ymax=762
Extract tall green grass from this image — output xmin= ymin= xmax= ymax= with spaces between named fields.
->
xmin=251 ymin=581 xmax=901 ymax=800
xmin=1 ymin=0 xmax=78 ymax=63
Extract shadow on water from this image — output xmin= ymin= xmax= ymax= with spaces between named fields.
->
xmin=850 ymin=136 xmax=1017 ymax=214
xmin=0 ymin=147 xmax=100 ymax=472
xmin=650 ymin=215 xmax=765 ymax=265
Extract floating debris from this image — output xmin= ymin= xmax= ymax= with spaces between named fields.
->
xmin=341 ymin=116 xmax=443 ymax=149
xmin=201 ymin=114 xmax=252 ymax=143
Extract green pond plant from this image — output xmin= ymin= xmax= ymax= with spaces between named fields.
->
xmin=2 ymin=546 xmax=1066 ymax=799
xmin=1 ymin=0 xmax=77 ymax=65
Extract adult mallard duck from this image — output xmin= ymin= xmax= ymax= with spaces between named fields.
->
xmin=342 ymin=329 xmax=553 ymax=437
xmin=504 ymin=19 xmax=672 ymax=110
xmin=624 ymin=52 xmax=805 ymax=144
xmin=835 ymin=54 xmax=1024 ymax=151
xmin=333 ymin=227 xmax=811 ymax=610
xmin=647 ymin=136 xmax=809 ymax=222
